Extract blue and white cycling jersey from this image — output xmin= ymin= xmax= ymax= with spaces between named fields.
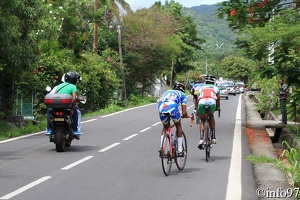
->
xmin=193 ymin=83 xmax=204 ymax=90
xmin=158 ymin=90 xmax=187 ymax=124
xmin=191 ymin=83 xmax=204 ymax=95
xmin=158 ymin=90 xmax=187 ymax=106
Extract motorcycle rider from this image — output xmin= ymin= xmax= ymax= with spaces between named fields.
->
xmin=46 ymin=71 xmax=82 ymax=138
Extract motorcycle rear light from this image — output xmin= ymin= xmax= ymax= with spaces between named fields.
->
xmin=60 ymin=99 xmax=73 ymax=104
xmin=44 ymin=99 xmax=54 ymax=104
xmin=55 ymin=112 xmax=64 ymax=116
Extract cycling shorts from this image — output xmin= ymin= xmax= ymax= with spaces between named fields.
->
xmin=158 ymin=101 xmax=181 ymax=124
xmin=198 ymin=98 xmax=216 ymax=116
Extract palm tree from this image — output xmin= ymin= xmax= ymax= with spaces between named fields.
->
xmin=94 ymin=0 xmax=131 ymax=54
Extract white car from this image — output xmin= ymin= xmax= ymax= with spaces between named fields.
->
xmin=222 ymin=81 xmax=237 ymax=96
xmin=217 ymin=85 xmax=229 ymax=100
xmin=236 ymin=82 xmax=246 ymax=93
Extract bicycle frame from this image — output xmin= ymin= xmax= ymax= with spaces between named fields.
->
xmin=166 ymin=121 xmax=176 ymax=157
xmin=160 ymin=114 xmax=194 ymax=176
xmin=164 ymin=114 xmax=194 ymax=152
xmin=204 ymin=105 xmax=212 ymax=161
xmin=201 ymin=105 xmax=220 ymax=162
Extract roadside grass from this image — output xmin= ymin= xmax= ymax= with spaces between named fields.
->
xmin=245 ymin=154 xmax=279 ymax=164
xmin=0 ymin=96 xmax=157 ymax=141
xmin=272 ymin=107 xmax=297 ymax=122
xmin=276 ymin=141 xmax=300 ymax=188
xmin=0 ymin=120 xmax=47 ymax=141
xmin=84 ymin=96 xmax=157 ymax=117
xmin=271 ymin=108 xmax=281 ymax=117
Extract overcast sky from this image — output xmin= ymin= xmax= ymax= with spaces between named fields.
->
xmin=126 ymin=0 xmax=223 ymax=10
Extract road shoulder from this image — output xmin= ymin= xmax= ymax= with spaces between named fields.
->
xmin=244 ymin=92 xmax=295 ymax=200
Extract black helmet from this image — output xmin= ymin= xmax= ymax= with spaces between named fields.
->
xmin=172 ymin=82 xmax=185 ymax=93
xmin=200 ymin=74 xmax=216 ymax=85
xmin=65 ymin=71 xmax=81 ymax=85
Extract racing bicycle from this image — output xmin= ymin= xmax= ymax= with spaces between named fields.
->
xmin=199 ymin=105 xmax=220 ymax=162
xmin=159 ymin=114 xmax=194 ymax=176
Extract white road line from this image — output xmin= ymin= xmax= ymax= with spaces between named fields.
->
xmin=225 ymin=95 xmax=242 ymax=200
xmin=0 ymin=104 xmax=156 ymax=144
xmin=0 ymin=119 xmax=96 ymax=144
xmin=61 ymin=156 xmax=94 ymax=170
xmin=0 ymin=176 xmax=51 ymax=200
xmin=99 ymin=143 xmax=120 ymax=152
xmin=100 ymin=104 xmax=156 ymax=118
xmin=139 ymin=127 xmax=151 ymax=132
xmin=187 ymin=105 xmax=194 ymax=110
xmin=0 ymin=131 xmax=45 ymax=144
xmin=123 ymin=134 xmax=138 ymax=141
xmin=81 ymin=119 xmax=97 ymax=123
xmin=152 ymin=122 xmax=161 ymax=126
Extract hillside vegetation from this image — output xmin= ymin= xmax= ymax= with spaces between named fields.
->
xmin=182 ymin=4 xmax=238 ymax=76
xmin=189 ymin=4 xmax=236 ymax=52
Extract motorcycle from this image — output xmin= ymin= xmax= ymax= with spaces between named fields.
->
xmin=44 ymin=86 xmax=86 ymax=152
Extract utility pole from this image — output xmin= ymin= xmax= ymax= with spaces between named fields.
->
xmin=205 ymin=58 xmax=208 ymax=75
xmin=170 ymin=61 xmax=174 ymax=88
xmin=93 ymin=0 xmax=98 ymax=54
xmin=118 ymin=25 xmax=127 ymax=101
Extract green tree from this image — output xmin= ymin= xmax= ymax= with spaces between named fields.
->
xmin=122 ymin=7 xmax=181 ymax=94
xmin=235 ymin=9 xmax=300 ymax=86
xmin=161 ymin=1 xmax=205 ymax=77
xmin=219 ymin=55 xmax=256 ymax=82
xmin=0 ymin=0 xmax=41 ymax=118
xmin=217 ymin=0 xmax=300 ymax=70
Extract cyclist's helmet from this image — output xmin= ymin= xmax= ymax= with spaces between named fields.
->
xmin=172 ymin=82 xmax=185 ymax=93
xmin=65 ymin=71 xmax=81 ymax=85
xmin=200 ymin=74 xmax=216 ymax=85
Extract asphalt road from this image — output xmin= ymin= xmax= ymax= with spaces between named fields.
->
xmin=0 ymin=94 xmax=259 ymax=200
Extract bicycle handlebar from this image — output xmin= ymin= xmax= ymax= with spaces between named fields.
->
xmin=181 ymin=114 xmax=194 ymax=127
xmin=217 ymin=108 xmax=221 ymax=118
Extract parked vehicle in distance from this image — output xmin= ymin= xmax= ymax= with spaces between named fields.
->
xmin=235 ymin=84 xmax=240 ymax=94
xmin=236 ymin=82 xmax=245 ymax=93
xmin=222 ymin=81 xmax=237 ymax=96
xmin=250 ymin=84 xmax=261 ymax=91
xmin=217 ymin=85 xmax=229 ymax=100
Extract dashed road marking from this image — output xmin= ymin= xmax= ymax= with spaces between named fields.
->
xmin=61 ymin=156 xmax=94 ymax=170
xmin=123 ymin=134 xmax=138 ymax=141
xmin=0 ymin=176 xmax=51 ymax=200
xmin=99 ymin=143 xmax=120 ymax=152
xmin=139 ymin=127 xmax=151 ymax=132
xmin=152 ymin=122 xmax=161 ymax=126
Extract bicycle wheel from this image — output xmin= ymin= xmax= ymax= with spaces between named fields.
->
xmin=161 ymin=134 xmax=172 ymax=176
xmin=196 ymin=115 xmax=200 ymax=124
xmin=175 ymin=132 xmax=187 ymax=170
xmin=205 ymin=124 xmax=210 ymax=162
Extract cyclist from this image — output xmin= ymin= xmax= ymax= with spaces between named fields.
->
xmin=158 ymin=82 xmax=188 ymax=156
xmin=190 ymin=80 xmax=204 ymax=114
xmin=195 ymin=75 xmax=220 ymax=149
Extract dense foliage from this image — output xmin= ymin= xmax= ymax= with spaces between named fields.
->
xmin=0 ymin=0 xmax=202 ymax=121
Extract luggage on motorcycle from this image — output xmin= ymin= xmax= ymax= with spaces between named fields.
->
xmin=44 ymin=94 xmax=73 ymax=108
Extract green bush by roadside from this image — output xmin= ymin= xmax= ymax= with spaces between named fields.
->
xmin=0 ymin=95 xmax=157 ymax=141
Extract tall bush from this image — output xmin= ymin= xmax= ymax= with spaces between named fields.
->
xmin=255 ymin=76 xmax=280 ymax=113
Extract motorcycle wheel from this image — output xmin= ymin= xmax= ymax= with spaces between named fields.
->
xmin=55 ymin=126 xmax=66 ymax=152
xmin=65 ymin=140 xmax=72 ymax=147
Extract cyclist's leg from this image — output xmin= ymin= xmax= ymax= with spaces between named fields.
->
xmin=198 ymin=98 xmax=207 ymax=146
xmin=193 ymin=94 xmax=198 ymax=113
xmin=171 ymin=105 xmax=183 ymax=154
xmin=207 ymin=98 xmax=217 ymax=143
xmin=158 ymin=102 xmax=172 ymax=148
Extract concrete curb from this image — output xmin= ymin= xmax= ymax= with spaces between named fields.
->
xmin=244 ymin=93 xmax=295 ymax=200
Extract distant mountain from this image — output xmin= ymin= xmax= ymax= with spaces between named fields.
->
xmin=183 ymin=4 xmax=236 ymax=54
